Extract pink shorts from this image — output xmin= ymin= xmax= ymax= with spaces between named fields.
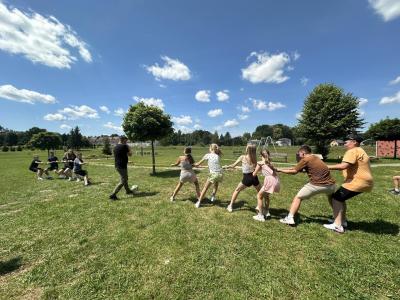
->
xmin=260 ymin=176 xmax=280 ymax=194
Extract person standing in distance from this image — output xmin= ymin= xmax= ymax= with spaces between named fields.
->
xmin=109 ymin=136 xmax=138 ymax=200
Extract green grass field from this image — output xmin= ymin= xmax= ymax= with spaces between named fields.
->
xmin=1 ymin=146 xmax=399 ymax=299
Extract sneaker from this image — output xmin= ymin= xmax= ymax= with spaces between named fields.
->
xmin=253 ymin=214 xmax=265 ymax=222
xmin=37 ymin=177 xmax=44 ymax=180
xmin=323 ymin=223 xmax=345 ymax=233
xmin=68 ymin=177 xmax=73 ymax=181
xmin=76 ymin=178 xmax=81 ymax=182
xmin=131 ymin=185 xmax=138 ymax=191
xmin=327 ymin=218 xmax=348 ymax=228
xmin=109 ymin=194 xmax=118 ymax=201
xmin=195 ymin=200 xmax=201 ymax=208
xmin=265 ymin=211 xmax=271 ymax=219
xmin=389 ymin=190 xmax=400 ymax=195
xmin=170 ymin=196 xmax=175 ymax=202
xmin=280 ymin=215 xmax=295 ymax=225
xmin=226 ymin=205 xmax=233 ymax=212
xmin=210 ymin=195 xmax=216 ymax=202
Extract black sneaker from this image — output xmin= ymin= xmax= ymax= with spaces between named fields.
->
xmin=109 ymin=194 xmax=119 ymax=201
xmin=389 ymin=190 xmax=400 ymax=195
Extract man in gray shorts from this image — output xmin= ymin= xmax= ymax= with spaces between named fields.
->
xmin=277 ymin=145 xmax=336 ymax=225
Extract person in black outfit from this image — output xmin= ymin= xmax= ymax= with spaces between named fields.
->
xmin=45 ymin=151 xmax=59 ymax=174
xmin=109 ymin=136 xmax=137 ymax=200
xmin=29 ymin=155 xmax=48 ymax=180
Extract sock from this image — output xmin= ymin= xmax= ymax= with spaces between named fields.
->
xmin=288 ymin=213 xmax=294 ymax=218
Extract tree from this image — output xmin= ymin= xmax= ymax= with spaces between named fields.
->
xmin=67 ymin=126 xmax=84 ymax=149
xmin=298 ymin=84 xmax=364 ymax=159
xmin=224 ymin=132 xmax=232 ymax=146
xmin=242 ymin=132 xmax=251 ymax=143
xmin=29 ymin=132 xmax=62 ymax=156
xmin=366 ymin=118 xmax=400 ymax=159
xmin=252 ymin=125 xmax=273 ymax=139
xmin=211 ymin=131 xmax=219 ymax=144
xmin=123 ymin=102 xmax=173 ymax=174
xmin=102 ymin=137 xmax=112 ymax=155
xmin=5 ymin=131 xmax=18 ymax=146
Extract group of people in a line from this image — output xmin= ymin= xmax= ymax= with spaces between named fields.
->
xmin=29 ymin=149 xmax=90 ymax=186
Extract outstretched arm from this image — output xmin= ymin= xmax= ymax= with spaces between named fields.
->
xmin=171 ymin=157 xmax=181 ymax=167
xmin=276 ymin=167 xmax=298 ymax=175
xmin=252 ymin=163 xmax=261 ymax=177
xmin=193 ymin=158 xmax=206 ymax=167
xmin=226 ymin=155 xmax=242 ymax=169
xmin=328 ymin=162 xmax=350 ymax=170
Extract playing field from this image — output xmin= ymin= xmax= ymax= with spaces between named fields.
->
xmin=0 ymin=146 xmax=399 ymax=299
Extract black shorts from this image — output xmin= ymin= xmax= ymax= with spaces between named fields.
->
xmin=242 ymin=173 xmax=260 ymax=187
xmin=75 ymin=170 xmax=87 ymax=176
xmin=333 ymin=187 xmax=361 ymax=202
xmin=30 ymin=167 xmax=42 ymax=173
xmin=47 ymin=166 xmax=58 ymax=171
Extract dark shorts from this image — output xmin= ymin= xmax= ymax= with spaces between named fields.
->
xmin=75 ymin=170 xmax=87 ymax=176
xmin=242 ymin=173 xmax=260 ymax=187
xmin=47 ymin=166 xmax=58 ymax=171
xmin=30 ymin=167 xmax=42 ymax=173
xmin=333 ymin=187 xmax=361 ymax=202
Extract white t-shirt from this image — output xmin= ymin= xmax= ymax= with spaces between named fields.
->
xmin=202 ymin=153 xmax=222 ymax=174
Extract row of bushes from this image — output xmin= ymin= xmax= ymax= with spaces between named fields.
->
xmin=2 ymin=145 xmax=23 ymax=152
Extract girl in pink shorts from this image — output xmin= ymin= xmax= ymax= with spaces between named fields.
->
xmin=252 ymin=149 xmax=280 ymax=222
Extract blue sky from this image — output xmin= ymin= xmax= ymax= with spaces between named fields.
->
xmin=0 ymin=0 xmax=399 ymax=137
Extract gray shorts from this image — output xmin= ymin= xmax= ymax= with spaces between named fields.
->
xmin=296 ymin=183 xmax=336 ymax=200
xmin=180 ymin=170 xmax=197 ymax=183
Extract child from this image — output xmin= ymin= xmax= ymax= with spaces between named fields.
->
xmin=58 ymin=149 xmax=75 ymax=180
xmin=46 ymin=151 xmax=59 ymax=175
xmin=252 ymin=149 xmax=280 ymax=222
xmin=226 ymin=144 xmax=261 ymax=212
xmin=170 ymin=147 xmax=200 ymax=201
xmin=29 ymin=155 xmax=48 ymax=180
xmin=193 ymin=144 xmax=223 ymax=208
xmin=73 ymin=153 xmax=90 ymax=186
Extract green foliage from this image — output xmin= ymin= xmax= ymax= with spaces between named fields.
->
xmin=10 ymin=146 xmax=16 ymax=152
xmin=366 ymin=118 xmax=400 ymax=141
xmin=298 ymin=83 xmax=364 ymax=159
xmin=16 ymin=145 xmax=23 ymax=151
xmin=28 ymin=132 xmax=62 ymax=155
xmin=2 ymin=145 xmax=9 ymax=152
xmin=102 ymin=137 xmax=112 ymax=155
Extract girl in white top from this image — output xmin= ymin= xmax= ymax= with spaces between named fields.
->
xmin=226 ymin=144 xmax=261 ymax=212
xmin=193 ymin=144 xmax=223 ymax=208
xmin=170 ymin=147 xmax=200 ymax=201
xmin=252 ymin=149 xmax=280 ymax=222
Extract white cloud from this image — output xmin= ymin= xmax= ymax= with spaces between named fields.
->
xmin=59 ymin=105 xmax=99 ymax=120
xmin=172 ymin=115 xmax=193 ymax=126
xmin=114 ymin=108 xmax=125 ymax=117
xmin=238 ymin=114 xmax=249 ymax=120
xmin=380 ymin=91 xmax=400 ymax=104
xmin=296 ymin=112 xmax=302 ymax=120
xmin=60 ymin=124 xmax=71 ymax=130
xmin=208 ymin=109 xmax=223 ymax=117
xmin=194 ymin=124 xmax=201 ymax=130
xmin=216 ymin=90 xmax=229 ymax=102
xmin=300 ymin=77 xmax=309 ymax=86
xmin=159 ymin=84 xmax=167 ymax=88
xmin=104 ymin=122 xmax=123 ymax=132
xmin=133 ymin=96 xmax=165 ymax=110
xmin=252 ymin=98 xmax=286 ymax=111
xmin=240 ymin=105 xmax=250 ymax=113
xmin=195 ymin=90 xmax=211 ymax=102
xmin=359 ymin=98 xmax=368 ymax=106
xmin=99 ymin=106 xmax=110 ymax=114
xmin=389 ymin=76 xmax=400 ymax=85
xmin=0 ymin=84 xmax=57 ymax=104
xmin=0 ymin=2 xmax=92 ymax=69
xmin=175 ymin=125 xmax=192 ymax=134
xmin=369 ymin=0 xmax=400 ymax=21
xmin=146 ymin=56 xmax=191 ymax=81
xmin=293 ymin=51 xmax=300 ymax=61
xmin=242 ymin=51 xmax=292 ymax=84
xmin=44 ymin=113 xmax=65 ymax=121
xmin=224 ymin=119 xmax=239 ymax=128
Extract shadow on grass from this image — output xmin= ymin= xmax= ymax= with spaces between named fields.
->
xmin=130 ymin=191 xmax=159 ymax=198
xmin=303 ymin=215 xmax=399 ymax=235
xmin=0 ymin=256 xmax=22 ymax=276
xmin=150 ymin=169 xmax=201 ymax=178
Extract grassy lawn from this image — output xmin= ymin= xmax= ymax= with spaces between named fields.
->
xmin=0 ymin=147 xmax=399 ymax=299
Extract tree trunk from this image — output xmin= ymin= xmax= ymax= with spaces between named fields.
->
xmin=151 ymin=140 xmax=156 ymax=175
xmin=394 ymin=140 xmax=398 ymax=160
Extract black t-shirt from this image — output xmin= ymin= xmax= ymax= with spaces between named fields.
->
xmin=114 ymin=144 xmax=130 ymax=169
xmin=48 ymin=156 xmax=58 ymax=169
xmin=29 ymin=160 xmax=40 ymax=171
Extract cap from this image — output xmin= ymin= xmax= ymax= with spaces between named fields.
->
xmin=346 ymin=134 xmax=363 ymax=143
xmin=119 ymin=135 xmax=128 ymax=140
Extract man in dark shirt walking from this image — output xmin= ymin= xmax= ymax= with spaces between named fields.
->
xmin=109 ymin=136 xmax=138 ymax=200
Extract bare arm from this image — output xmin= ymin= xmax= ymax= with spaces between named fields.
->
xmin=252 ymin=164 xmax=261 ymax=177
xmin=226 ymin=155 xmax=243 ymax=169
xmin=171 ymin=157 xmax=181 ymax=167
xmin=193 ymin=158 xmax=206 ymax=167
xmin=277 ymin=168 xmax=298 ymax=175
xmin=328 ymin=162 xmax=350 ymax=170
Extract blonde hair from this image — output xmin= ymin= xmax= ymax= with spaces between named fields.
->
xmin=260 ymin=149 xmax=275 ymax=169
xmin=209 ymin=143 xmax=222 ymax=156
xmin=245 ymin=144 xmax=257 ymax=166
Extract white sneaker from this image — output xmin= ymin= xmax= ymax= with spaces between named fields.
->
xmin=323 ymin=223 xmax=345 ymax=233
xmin=226 ymin=205 xmax=233 ymax=212
xmin=253 ymin=214 xmax=265 ymax=222
xmin=280 ymin=215 xmax=295 ymax=225
xmin=210 ymin=195 xmax=215 ymax=202
xmin=38 ymin=177 xmax=44 ymax=180
xmin=195 ymin=200 xmax=201 ymax=208
xmin=68 ymin=177 xmax=72 ymax=181
xmin=131 ymin=185 xmax=138 ymax=191
xmin=265 ymin=211 xmax=271 ymax=219
xmin=76 ymin=178 xmax=81 ymax=182
xmin=170 ymin=196 xmax=175 ymax=202
xmin=327 ymin=218 xmax=348 ymax=228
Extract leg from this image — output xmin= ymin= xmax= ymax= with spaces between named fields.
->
xmin=393 ymin=176 xmax=400 ymax=190
xmin=37 ymin=169 xmax=43 ymax=178
xmin=256 ymin=189 xmax=265 ymax=212
xmin=194 ymin=180 xmax=201 ymax=198
xmin=288 ymin=196 xmax=302 ymax=216
xmin=198 ymin=180 xmax=212 ymax=203
xmin=112 ymin=168 xmax=128 ymax=195
xmin=228 ymin=182 xmax=247 ymax=206
xmin=171 ymin=181 xmax=184 ymax=199
xmin=264 ymin=193 xmax=270 ymax=213
xmin=211 ymin=182 xmax=219 ymax=198
xmin=332 ymin=199 xmax=344 ymax=226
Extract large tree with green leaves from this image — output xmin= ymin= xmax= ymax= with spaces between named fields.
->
xmin=298 ymin=83 xmax=364 ymax=159
xmin=28 ymin=132 xmax=62 ymax=156
xmin=365 ymin=118 xmax=400 ymax=159
xmin=123 ymin=102 xmax=173 ymax=174
xmin=67 ymin=126 xmax=84 ymax=150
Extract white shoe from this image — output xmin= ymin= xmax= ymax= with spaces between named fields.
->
xmin=131 ymin=185 xmax=138 ymax=191
xmin=76 ymin=178 xmax=81 ymax=182
xmin=195 ymin=200 xmax=201 ymax=208
xmin=327 ymin=218 xmax=348 ymax=228
xmin=265 ymin=211 xmax=271 ymax=219
xmin=38 ymin=177 xmax=44 ymax=180
xmin=68 ymin=177 xmax=72 ymax=181
xmin=280 ymin=215 xmax=295 ymax=225
xmin=323 ymin=223 xmax=344 ymax=233
xmin=253 ymin=214 xmax=265 ymax=222
xmin=226 ymin=205 xmax=233 ymax=212
xmin=210 ymin=195 xmax=215 ymax=202
xmin=170 ymin=196 xmax=175 ymax=202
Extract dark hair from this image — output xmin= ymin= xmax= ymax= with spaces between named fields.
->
xmin=119 ymin=135 xmax=128 ymax=141
xmin=184 ymin=147 xmax=195 ymax=164
xmin=298 ymin=145 xmax=312 ymax=154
